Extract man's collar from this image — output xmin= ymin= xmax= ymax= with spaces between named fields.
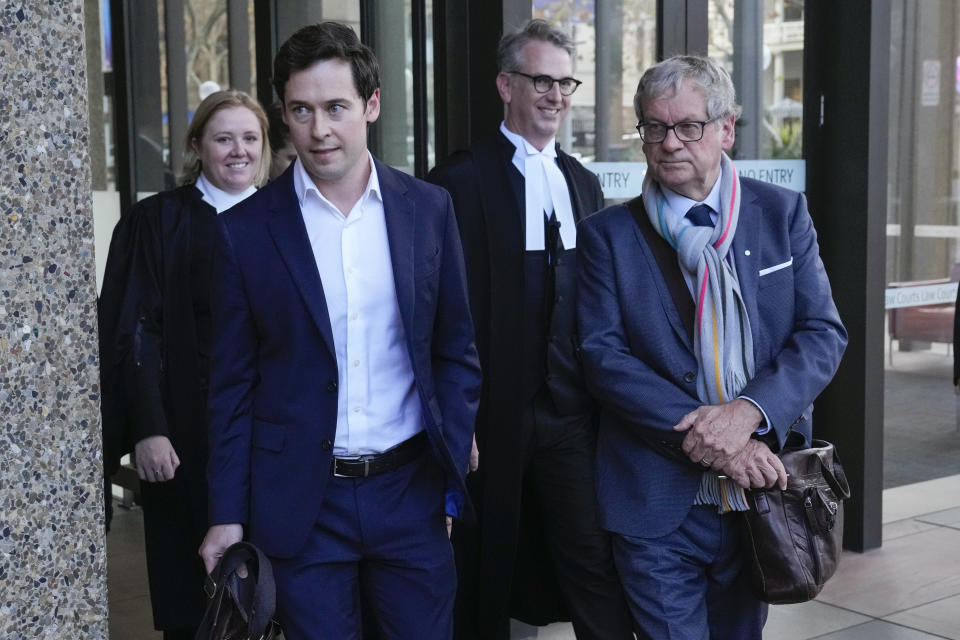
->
xmin=292 ymin=156 xmax=311 ymax=206
xmin=293 ymin=152 xmax=382 ymax=210
xmin=659 ymin=175 xmax=722 ymax=219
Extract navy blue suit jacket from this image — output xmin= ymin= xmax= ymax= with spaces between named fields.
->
xmin=577 ymin=177 xmax=847 ymax=539
xmin=206 ymin=160 xmax=481 ymax=558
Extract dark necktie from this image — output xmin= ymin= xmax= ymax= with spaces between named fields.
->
xmin=686 ymin=203 xmax=714 ymax=227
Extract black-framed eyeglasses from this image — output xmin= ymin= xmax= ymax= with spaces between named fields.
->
xmin=636 ymin=119 xmax=717 ymax=143
xmin=510 ymin=71 xmax=582 ymax=96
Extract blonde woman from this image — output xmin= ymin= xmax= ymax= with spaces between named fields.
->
xmin=99 ymin=90 xmax=270 ymax=639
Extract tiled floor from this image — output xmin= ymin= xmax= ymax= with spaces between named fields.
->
xmin=107 ymin=475 xmax=960 ymax=639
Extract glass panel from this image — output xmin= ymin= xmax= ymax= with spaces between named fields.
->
xmin=89 ymin=0 xmax=121 ymax=294
xmin=884 ymin=1 xmax=960 ymax=488
xmin=370 ymin=0 xmax=415 ymax=174
xmin=274 ymin=2 xmax=359 ymax=52
xmin=533 ymin=0 xmax=658 ymax=163
xmin=183 ymin=0 xmax=229 ymax=113
xmin=708 ymin=0 xmax=805 ymax=163
xmin=317 ymin=0 xmax=360 ymax=22
xmin=131 ymin=0 xmax=168 ymax=194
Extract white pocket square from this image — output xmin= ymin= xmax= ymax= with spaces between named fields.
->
xmin=758 ymin=258 xmax=793 ymax=277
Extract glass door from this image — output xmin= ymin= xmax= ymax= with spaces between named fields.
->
xmin=884 ymin=0 xmax=960 ymax=488
xmin=708 ymin=0 xmax=806 ymax=192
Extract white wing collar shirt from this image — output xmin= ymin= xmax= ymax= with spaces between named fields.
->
xmin=195 ymin=171 xmax=257 ymax=214
xmin=499 ymin=121 xmax=577 ymax=251
xmin=294 ymin=154 xmax=422 ymax=455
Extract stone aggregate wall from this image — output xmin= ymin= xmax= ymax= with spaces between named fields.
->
xmin=0 ymin=1 xmax=108 ymax=637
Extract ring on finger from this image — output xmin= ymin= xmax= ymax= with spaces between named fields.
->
xmin=699 ymin=458 xmax=710 ymax=467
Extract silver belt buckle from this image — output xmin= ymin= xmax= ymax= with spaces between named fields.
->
xmin=332 ymin=455 xmax=360 ymax=478
xmin=333 ymin=455 xmax=373 ymax=478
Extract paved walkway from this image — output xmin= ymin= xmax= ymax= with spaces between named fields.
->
xmin=511 ymin=475 xmax=960 ymax=639
xmin=108 ymin=474 xmax=960 ymax=639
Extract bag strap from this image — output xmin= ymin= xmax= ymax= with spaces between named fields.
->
xmin=626 ymin=197 xmax=696 ymax=343
xmin=233 ymin=542 xmax=276 ymax=639
xmin=618 ymin=196 xmax=704 ymax=467
xmin=783 ymin=441 xmax=852 ymax=501
xmin=817 ymin=447 xmax=851 ymax=500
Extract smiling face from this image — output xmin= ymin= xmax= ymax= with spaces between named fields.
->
xmin=282 ymin=58 xmax=380 ymax=197
xmin=497 ymin=40 xmax=573 ymax=150
xmin=193 ymin=106 xmax=264 ymax=194
xmin=639 ymin=81 xmax=735 ymax=202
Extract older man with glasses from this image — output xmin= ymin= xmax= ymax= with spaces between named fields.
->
xmin=429 ymin=18 xmax=634 ymax=640
xmin=577 ymin=54 xmax=848 ymax=639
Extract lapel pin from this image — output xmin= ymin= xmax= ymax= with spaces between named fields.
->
xmin=744 ymin=249 xmax=751 ymax=256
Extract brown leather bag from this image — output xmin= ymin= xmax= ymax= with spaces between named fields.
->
xmin=741 ymin=440 xmax=851 ymax=604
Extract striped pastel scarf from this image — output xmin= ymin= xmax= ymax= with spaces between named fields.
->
xmin=643 ymin=154 xmax=755 ymax=512
xmin=642 ymin=152 xmax=755 ymax=404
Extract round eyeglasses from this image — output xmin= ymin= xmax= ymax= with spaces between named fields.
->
xmin=635 ymin=119 xmax=717 ymax=143
xmin=510 ymin=71 xmax=582 ymax=96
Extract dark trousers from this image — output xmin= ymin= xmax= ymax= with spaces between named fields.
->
xmin=519 ymin=395 xmax=634 ymax=640
xmin=139 ymin=468 xmax=207 ymax=633
xmin=612 ymin=504 xmax=767 ymax=640
xmin=271 ymin=452 xmax=456 ymax=640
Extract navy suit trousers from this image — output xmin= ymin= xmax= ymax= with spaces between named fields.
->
xmin=611 ymin=505 xmax=767 ymax=640
xmin=270 ymin=453 xmax=456 ymax=640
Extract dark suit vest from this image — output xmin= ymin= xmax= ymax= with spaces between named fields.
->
xmin=504 ymin=160 xmax=589 ymax=415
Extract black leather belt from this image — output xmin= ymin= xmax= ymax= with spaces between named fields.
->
xmin=331 ymin=431 xmax=429 ymax=478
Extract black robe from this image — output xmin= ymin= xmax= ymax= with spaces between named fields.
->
xmin=99 ymin=183 xmax=218 ymax=631
xmin=428 ymin=133 xmax=605 ymax=635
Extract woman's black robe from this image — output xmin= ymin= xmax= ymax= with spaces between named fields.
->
xmin=99 ymin=184 xmax=219 ymax=631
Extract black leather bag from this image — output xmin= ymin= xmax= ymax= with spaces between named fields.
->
xmin=195 ymin=541 xmax=279 ymax=640
xmin=741 ymin=440 xmax=851 ymax=604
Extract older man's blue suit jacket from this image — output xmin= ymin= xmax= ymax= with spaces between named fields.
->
xmin=206 ymin=160 xmax=481 ymax=559
xmin=577 ymin=177 xmax=847 ymax=540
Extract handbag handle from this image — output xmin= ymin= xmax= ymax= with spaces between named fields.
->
xmin=811 ymin=441 xmax=851 ymax=500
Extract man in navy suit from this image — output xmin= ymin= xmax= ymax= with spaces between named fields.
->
xmin=577 ymin=55 xmax=847 ymax=639
xmin=198 ymin=22 xmax=481 ymax=640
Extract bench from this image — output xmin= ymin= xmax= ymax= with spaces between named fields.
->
xmin=886 ymin=277 xmax=956 ymax=365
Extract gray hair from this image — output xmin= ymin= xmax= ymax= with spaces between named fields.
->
xmin=633 ymin=55 xmax=742 ymax=123
xmin=497 ymin=19 xmax=575 ymax=72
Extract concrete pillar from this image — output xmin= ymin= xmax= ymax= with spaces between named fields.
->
xmin=0 ymin=1 xmax=108 ymax=636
